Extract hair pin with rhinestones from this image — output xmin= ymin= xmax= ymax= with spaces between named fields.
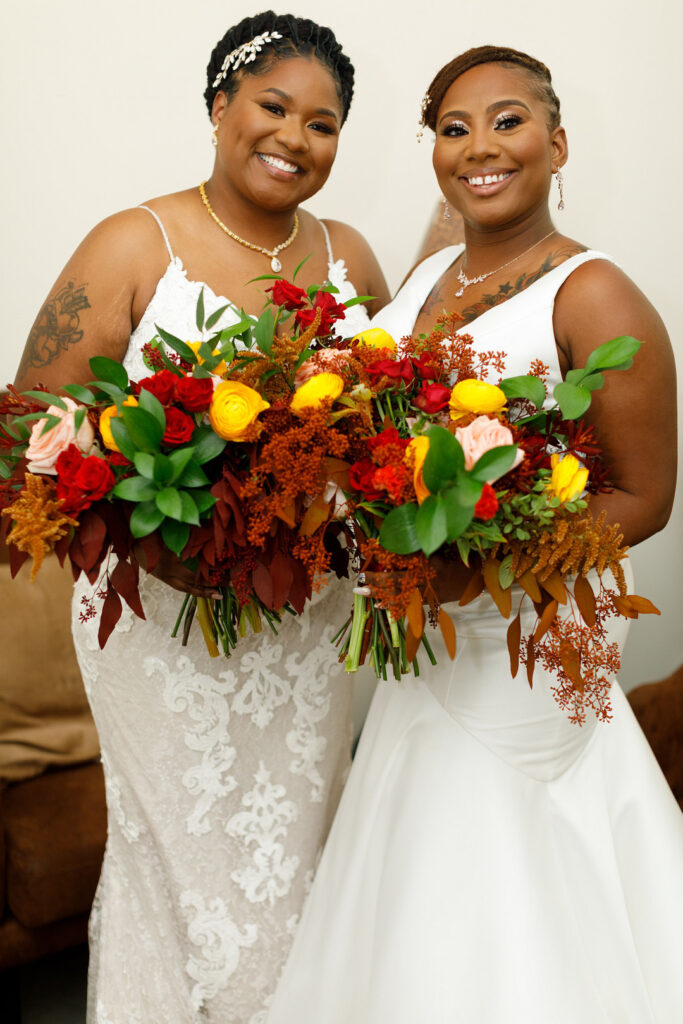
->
xmin=212 ymin=31 xmax=284 ymax=89
xmin=417 ymin=91 xmax=431 ymax=141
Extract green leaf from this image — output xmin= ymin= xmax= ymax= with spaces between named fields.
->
xmin=453 ymin=475 xmax=485 ymax=506
xmin=178 ymin=490 xmax=200 ymax=525
xmin=21 ymin=390 xmax=68 ymax=410
xmin=378 ymin=503 xmax=420 ymax=554
xmin=137 ymin=387 xmax=167 ymax=430
xmin=292 ymin=254 xmax=311 ymax=280
xmin=193 ymin=491 xmax=217 ymax=514
xmin=192 ymin=426 xmax=227 ymax=464
xmin=179 ymin=464 xmax=211 ymax=488
xmin=122 ymin=406 xmax=164 ymax=452
xmin=443 ymin=487 xmax=476 ymax=538
xmin=156 ymin=487 xmax=183 ymax=520
xmin=215 ymin=318 xmax=254 ymax=342
xmin=341 ymin=295 xmax=375 ymax=309
xmin=73 ymin=407 xmax=86 ymax=433
xmin=553 ymin=381 xmax=592 ymax=419
xmin=167 ymin=447 xmax=195 ymax=483
xmin=584 ymin=335 xmax=641 ymax=373
xmin=134 ymin=452 xmax=155 ymax=479
xmin=422 ymin=426 xmax=465 ymax=493
xmin=153 ymin=453 xmax=174 ymax=485
xmin=254 ymin=308 xmax=275 ymax=355
xmin=89 ymin=381 xmax=128 ymax=403
xmin=196 ymin=288 xmax=205 ymax=332
xmin=109 ymin=418 xmax=137 ymax=461
xmin=415 ymin=494 xmax=449 ymax=556
xmin=155 ymin=326 xmax=197 ymax=363
xmin=582 ymin=372 xmax=605 ymax=392
xmin=89 ymin=356 xmax=129 ymax=390
xmin=498 ymin=375 xmax=546 ymax=410
xmin=470 ymin=445 xmax=519 ymax=483
xmin=0 ymin=462 xmax=11 ymax=480
xmin=63 ymin=384 xmax=95 ymax=404
xmin=39 ymin=414 xmax=62 ymax=436
xmin=161 ymin=518 xmax=190 ymax=556
xmin=114 ymin=475 xmax=159 ymax=502
xmin=205 ymin=303 xmax=231 ymax=330
xmin=498 ymin=554 xmax=515 ymax=589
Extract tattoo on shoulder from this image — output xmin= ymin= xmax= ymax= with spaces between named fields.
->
xmin=17 ymin=281 xmax=91 ymax=378
xmin=458 ymin=244 xmax=588 ymax=325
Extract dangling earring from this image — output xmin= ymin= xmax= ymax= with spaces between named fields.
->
xmin=555 ymin=168 xmax=565 ymax=210
xmin=441 ymin=196 xmax=451 ymax=220
xmin=211 ymin=123 xmax=219 ymax=148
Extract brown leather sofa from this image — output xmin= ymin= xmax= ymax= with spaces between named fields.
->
xmin=0 ymin=543 xmax=106 ymax=975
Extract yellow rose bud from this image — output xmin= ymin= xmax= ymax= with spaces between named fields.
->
xmin=351 ymin=327 xmax=397 ymax=353
xmin=406 ymin=435 xmax=431 ymax=505
xmin=449 ymin=379 xmax=507 ymax=421
xmin=548 ymin=453 xmax=589 ymax=503
xmin=187 ymin=340 xmax=228 ymax=377
xmin=209 ymin=381 xmax=270 ymax=441
xmin=99 ymin=397 xmax=139 ymax=452
xmin=290 ymin=372 xmax=345 ymax=415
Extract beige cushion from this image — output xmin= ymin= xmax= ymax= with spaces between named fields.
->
xmin=0 ymin=552 xmax=99 ymax=782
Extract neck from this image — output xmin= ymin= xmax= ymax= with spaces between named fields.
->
xmin=461 ymin=207 xmax=556 ymax=273
xmin=203 ymin=173 xmax=298 ymax=246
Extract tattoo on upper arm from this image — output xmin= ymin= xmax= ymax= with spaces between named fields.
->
xmin=17 ymin=281 xmax=91 ymax=378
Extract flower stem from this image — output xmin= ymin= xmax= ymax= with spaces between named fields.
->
xmin=345 ymin=591 xmax=370 ymax=673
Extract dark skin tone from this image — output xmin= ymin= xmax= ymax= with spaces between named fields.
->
xmin=15 ymin=55 xmax=390 ymax=596
xmin=408 ymin=62 xmax=676 ymax=601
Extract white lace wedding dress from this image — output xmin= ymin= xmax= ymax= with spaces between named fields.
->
xmin=71 ymin=209 xmax=370 ymax=1024
xmin=266 ymin=247 xmax=683 ymax=1023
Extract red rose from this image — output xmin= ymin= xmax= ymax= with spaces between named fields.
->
xmin=414 ymin=382 xmax=452 ymax=414
xmin=295 ymin=291 xmax=347 ymax=337
xmin=176 ymin=375 xmax=214 ymax=413
xmin=136 ymin=369 xmax=177 ymax=405
xmin=368 ymin=427 xmax=409 ymax=452
xmin=268 ymin=279 xmax=308 ymax=310
xmin=55 ymin=445 xmax=115 ymax=512
xmin=163 ymin=407 xmax=195 ymax=446
xmin=372 ymin=464 xmax=408 ymax=503
xmin=109 ymin=451 xmax=132 ymax=467
xmin=412 ymin=353 xmax=440 ymax=380
xmin=74 ymin=455 xmax=116 ymax=502
xmin=348 ymin=458 xmax=384 ymax=501
xmin=474 ymin=482 xmax=499 ymax=521
xmin=366 ymin=357 xmax=415 ymax=386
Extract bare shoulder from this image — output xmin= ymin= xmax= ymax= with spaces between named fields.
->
xmin=319 ymin=218 xmax=391 ymax=313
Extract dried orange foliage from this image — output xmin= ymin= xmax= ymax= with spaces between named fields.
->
xmin=410 ymin=312 xmax=507 ymax=382
xmin=226 ymin=312 xmax=321 ymax=401
xmin=2 ymin=473 xmax=77 ymax=578
xmin=361 ymin=537 xmax=436 ymax=623
xmin=498 ymin=509 xmax=628 ymax=593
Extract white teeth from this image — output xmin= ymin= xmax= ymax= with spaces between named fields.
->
xmin=258 ymin=153 xmax=298 ymax=173
xmin=467 ymin=172 xmax=511 ymax=186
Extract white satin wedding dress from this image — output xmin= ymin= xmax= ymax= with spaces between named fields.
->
xmin=71 ymin=208 xmax=370 ymax=1024
xmin=266 ymin=247 xmax=683 ymax=1023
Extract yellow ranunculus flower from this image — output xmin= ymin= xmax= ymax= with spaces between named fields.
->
xmin=99 ymin=397 xmax=139 ymax=452
xmin=209 ymin=381 xmax=270 ymax=441
xmin=350 ymin=327 xmax=397 ymax=352
xmin=449 ymin=379 xmax=507 ymax=421
xmin=548 ymin=453 xmax=589 ymax=502
xmin=187 ymin=340 xmax=228 ymax=377
xmin=290 ymin=372 xmax=345 ymax=415
xmin=406 ymin=435 xmax=431 ymax=504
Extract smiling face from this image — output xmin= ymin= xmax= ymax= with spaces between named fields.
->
xmin=211 ymin=56 xmax=343 ymax=212
xmin=432 ymin=62 xmax=567 ymax=231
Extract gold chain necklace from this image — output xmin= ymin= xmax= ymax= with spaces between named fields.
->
xmin=199 ymin=181 xmax=299 ymax=273
xmin=455 ymin=230 xmax=557 ymax=298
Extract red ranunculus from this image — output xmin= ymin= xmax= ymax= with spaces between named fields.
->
xmin=136 ymin=369 xmax=177 ymax=405
xmin=348 ymin=458 xmax=384 ymax=501
xmin=366 ymin=357 xmax=415 ymax=386
xmin=176 ymin=375 xmax=214 ymax=413
xmin=368 ymin=427 xmax=410 ymax=452
xmin=163 ymin=407 xmax=195 ymax=446
xmin=268 ymin=279 xmax=308 ymax=310
xmin=295 ymin=291 xmax=347 ymax=337
xmin=414 ymin=381 xmax=452 ymax=414
xmin=474 ymin=482 xmax=499 ymax=520
xmin=412 ymin=352 xmax=441 ymax=380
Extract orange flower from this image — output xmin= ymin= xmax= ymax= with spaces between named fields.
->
xmin=406 ymin=436 xmax=431 ymax=504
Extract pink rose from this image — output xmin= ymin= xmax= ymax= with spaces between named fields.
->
xmin=455 ymin=415 xmax=524 ymax=480
xmin=26 ymin=397 xmax=96 ymax=474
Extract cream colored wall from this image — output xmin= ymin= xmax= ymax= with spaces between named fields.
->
xmin=1 ymin=0 xmax=681 ymax=690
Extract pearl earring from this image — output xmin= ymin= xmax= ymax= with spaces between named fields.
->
xmin=555 ymin=168 xmax=565 ymax=211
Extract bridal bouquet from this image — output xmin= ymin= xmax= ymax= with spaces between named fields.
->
xmin=332 ymin=313 xmax=658 ymax=724
xmin=0 ymin=272 xmax=370 ymax=655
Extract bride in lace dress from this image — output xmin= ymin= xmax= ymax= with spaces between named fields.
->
xmin=14 ymin=12 xmax=388 ymax=1023
xmin=266 ymin=47 xmax=683 ymax=1023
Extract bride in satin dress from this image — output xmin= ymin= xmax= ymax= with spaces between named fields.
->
xmin=267 ymin=46 xmax=683 ymax=1023
xmin=14 ymin=12 xmax=389 ymax=1024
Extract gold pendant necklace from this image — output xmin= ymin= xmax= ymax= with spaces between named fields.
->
xmin=198 ymin=181 xmax=299 ymax=273
xmin=455 ymin=230 xmax=557 ymax=298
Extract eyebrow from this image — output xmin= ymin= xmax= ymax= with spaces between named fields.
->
xmin=258 ymin=87 xmax=339 ymax=122
xmin=438 ymin=99 xmax=531 ymax=126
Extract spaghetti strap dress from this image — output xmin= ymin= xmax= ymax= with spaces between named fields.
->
xmin=71 ymin=207 xmax=370 ymax=1024
xmin=266 ymin=246 xmax=683 ymax=1024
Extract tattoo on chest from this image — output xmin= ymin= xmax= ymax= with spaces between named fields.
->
xmin=18 ymin=281 xmax=91 ymax=377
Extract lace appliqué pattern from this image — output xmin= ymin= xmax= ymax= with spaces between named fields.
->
xmin=232 ymin=640 xmax=292 ymax=728
xmin=181 ymin=891 xmax=259 ymax=1012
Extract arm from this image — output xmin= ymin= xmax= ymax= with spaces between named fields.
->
xmin=320 ymin=220 xmax=391 ymax=316
xmin=553 ymin=259 xmax=677 ymax=547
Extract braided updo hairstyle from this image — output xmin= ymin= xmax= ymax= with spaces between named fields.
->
xmin=421 ymin=45 xmax=561 ymax=133
xmin=205 ymin=11 xmax=355 ymax=125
